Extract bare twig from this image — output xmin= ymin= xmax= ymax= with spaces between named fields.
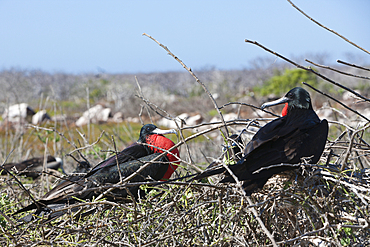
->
xmin=306 ymin=59 xmax=370 ymax=80
xmin=287 ymin=0 xmax=370 ymax=55
xmin=302 ymin=82 xmax=370 ymax=122
xmin=143 ymin=33 xmax=230 ymax=138
xmin=337 ymin=60 xmax=370 ymax=72
xmin=244 ymin=39 xmax=370 ymax=103
xmin=219 ymin=101 xmax=280 ymax=117
xmin=341 ymin=122 xmax=370 ymax=170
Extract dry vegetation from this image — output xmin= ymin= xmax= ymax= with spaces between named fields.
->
xmin=1 ymin=2 xmax=370 ymax=246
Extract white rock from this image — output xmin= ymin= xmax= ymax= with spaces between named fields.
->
xmin=342 ymin=90 xmax=361 ymax=101
xmin=251 ymin=109 xmax=269 ymax=118
xmin=186 ymin=114 xmax=203 ymax=126
xmin=126 ymin=117 xmax=140 ymax=123
xmin=209 ymin=116 xmax=220 ymax=123
xmin=157 ymin=113 xmax=190 ymax=129
xmin=51 ymin=114 xmax=67 ymax=122
xmin=157 ymin=113 xmax=204 ymax=129
xmin=76 ymin=105 xmax=112 ymax=126
xmin=112 ymin=112 xmax=124 ymax=123
xmin=177 ymin=113 xmax=190 ymax=119
xmin=223 ymin=113 xmax=238 ymax=121
xmin=98 ymin=108 xmax=111 ymax=122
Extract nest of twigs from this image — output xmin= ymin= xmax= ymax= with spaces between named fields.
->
xmin=1 ymin=117 xmax=370 ymax=246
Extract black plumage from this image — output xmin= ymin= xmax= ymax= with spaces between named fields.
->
xmin=1 ymin=155 xmax=62 ymax=178
xmin=14 ymin=124 xmax=179 ymax=222
xmin=195 ymin=87 xmax=328 ymax=194
xmin=72 ymin=160 xmax=92 ymax=174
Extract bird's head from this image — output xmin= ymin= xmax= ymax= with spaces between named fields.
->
xmin=138 ymin=124 xmax=177 ymax=143
xmin=138 ymin=124 xmax=179 ymax=161
xmin=261 ymin=87 xmax=313 ymax=116
xmin=138 ymin=124 xmax=180 ymax=181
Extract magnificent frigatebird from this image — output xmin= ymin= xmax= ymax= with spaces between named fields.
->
xmin=195 ymin=87 xmax=328 ymax=194
xmin=14 ymin=124 xmax=180 ymax=221
xmin=1 ymin=155 xmax=63 ymax=178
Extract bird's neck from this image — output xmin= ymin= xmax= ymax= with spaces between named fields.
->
xmin=285 ymin=107 xmax=320 ymax=126
xmin=285 ymin=103 xmax=313 ymax=116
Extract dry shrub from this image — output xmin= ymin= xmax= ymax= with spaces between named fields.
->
xmin=0 ymin=115 xmax=369 ymax=246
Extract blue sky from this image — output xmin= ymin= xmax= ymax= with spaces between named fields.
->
xmin=0 ymin=0 xmax=369 ymax=74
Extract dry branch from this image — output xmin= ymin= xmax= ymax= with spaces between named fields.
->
xmin=142 ymin=33 xmax=230 ymax=138
xmin=244 ymin=39 xmax=370 ymax=103
xmin=337 ymin=60 xmax=370 ymax=71
xmin=306 ymin=59 xmax=370 ymax=80
xmin=287 ymin=0 xmax=370 ymax=55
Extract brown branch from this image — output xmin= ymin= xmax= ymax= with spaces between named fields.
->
xmin=219 ymin=101 xmax=280 ymax=117
xmin=341 ymin=122 xmax=370 ymax=170
xmin=306 ymin=59 xmax=370 ymax=80
xmin=245 ymin=39 xmax=303 ymax=68
xmin=219 ymin=158 xmax=278 ymax=246
xmin=244 ymin=39 xmax=370 ymax=103
xmin=143 ymin=33 xmax=229 ymax=138
xmin=287 ymin=0 xmax=370 ymax=55
xmin=302 ymin=82 xmax=370 ymax=122
xmin=1 ymin=150 xmax=40 ymax=210
xmin=337 ymin=60 xmax=370 ymax=72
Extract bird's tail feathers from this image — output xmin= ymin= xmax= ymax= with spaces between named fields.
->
xmin=13 ymin=201 xmax=43 ymax=215
xmin=190 ymin=167 xmax=226 ymax=181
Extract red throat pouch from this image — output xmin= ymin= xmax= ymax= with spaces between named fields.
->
xmin=147 ymin=135 xmax=180 ymax=180
xmin=281 ymin=103 xmax=288 ymax=116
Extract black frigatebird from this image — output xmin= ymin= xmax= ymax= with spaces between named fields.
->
xmin=195 ymin=87 xmax=328 ymax=194
xmin=14 ymin=124 xmax=180 ymax=222
xmin=1 ymin=155 xmax=63 ymax=178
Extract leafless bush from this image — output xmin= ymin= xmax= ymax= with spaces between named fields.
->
xmin=1 ymin=1 xmax=370 ymax=246
xmin=1 ymin=116 xmax=369 ymax=246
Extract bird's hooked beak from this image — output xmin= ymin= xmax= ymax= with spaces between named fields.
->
xmin=261 ymin=96 xmax=289 ymax=110
xmin=152 ymin=128 xmax=177 ymax=135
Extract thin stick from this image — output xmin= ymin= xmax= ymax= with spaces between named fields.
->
xmin=287 ymin=0 xmax=370 ymax=55
xmin=1 ymin=150 xmax=40 ymax=210
xmin=111 ymin=135 xmax=123 ymax=182
xmin=337 ymin=60 xmax=370 ymax=72
xmin=220 ymin=161 xmax=278 ymax=246
xmin=306 ymin=59 xmax=370 ymax=80
xmin=143 ymin=33 xmax=229 ymax=138
xmin=341 ymin=122 xmax=370 ymax=170
xmin=244 ymin=39 xmax=370 ymax=103
xmin=219 ymin=101 xmax=280 ymax=117
xmin=302 ymin=82 xmax=370 ymax=122
xmin=135 ymin=76 xmax=154 ymax=123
